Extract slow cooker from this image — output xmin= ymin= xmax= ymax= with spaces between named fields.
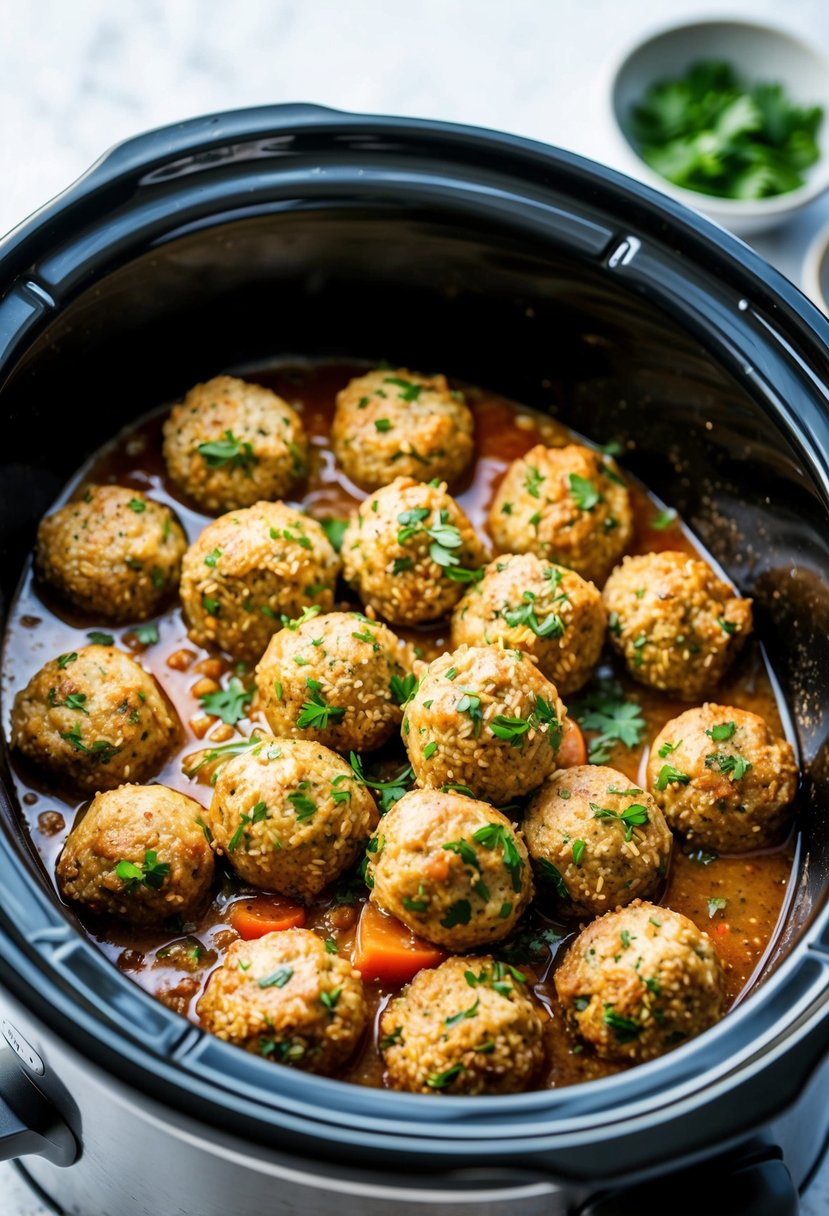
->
xmin=0 ymin=105 xmax=827 ymax=1216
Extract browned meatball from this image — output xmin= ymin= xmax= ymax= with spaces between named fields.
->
xmin=162 ymin=375 xmax=308 ymax=513
xmin=197 ymin=929 xmax=367 ymax=1073
xmin=56 ymin=784 xmax=213 ymax=926
xmin=331 ymin=368 xmax=474 ymax=490
xmin=256 ymin=611 xmax=411 ymax=753
xmin=367 ymin=789 xmax=533 ymax=950
xmin=35 ymin=485 xmax=187 ymax=622
xmin=647 ymin=704 xmax=798 ymax=852
xmin=555 ymin=901 xmax=725 ymax=1062
xmin=451 ymin=554 xmax=606 ymax=695
xmin=602 ymin=551 xmax=752 ymax=699
xmin=380 ymin=955 xmax=544 ymax=1094
xmin=524 ymin=766 xmax=672 ymax=916
xmin=488 ymin=444 xmax=633 ymax=584
xmin=341 ymin=477 xmax=488 ymax=626
xmin=10 ymin=645 xmax=179 ymax=794
xmin=179 ymin=502 xmax=340 ymax=661
xmin=403 ymin=644 xmax=566 ymax=804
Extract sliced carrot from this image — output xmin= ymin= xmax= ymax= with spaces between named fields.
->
xmin=557 ymin=717 xmax=588 ymax=768
xmin=229 ymin=895 xmax=306 ymax=939
xmin=353 ymin=901 xmax=446 ymax=985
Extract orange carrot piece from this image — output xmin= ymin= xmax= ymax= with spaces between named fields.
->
xmin=229 ymin=895 xmax=307 ymax=940
xmin=353 ymin=901 xmax=446 ymax=985
xmin=557 ymin=717 xmax=588 ymax=768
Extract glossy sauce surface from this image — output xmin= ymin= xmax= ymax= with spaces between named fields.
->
xmin=0 ymin=361 xmax=796 ymax=1090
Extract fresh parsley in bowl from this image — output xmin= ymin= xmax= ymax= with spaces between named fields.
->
xmin=609 ymin=19 xmax=829 ymax=234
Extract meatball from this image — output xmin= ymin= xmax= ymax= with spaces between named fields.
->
xmin=179 ymin=502 xmax=339 ymax=661
xmin=647 ymin=704 xmax=797 ymax=852
xmin=56 ymin=784 xmax=213 ymax=926
xmin=403 ymin=644 xmax=565 ymax=804
xmin=488 ymin=444 xmax=633 ymax=584
xmin=380 ymin=954 xmax=544 ymax=1094
xmin=35 ymin=485 xmax=187 ymax=622
xmin=602 ymin=551 xmax=752 ymax=699
xmin=523 ymin=766 xmax=672 ymax=916
xmin=256 ymin=611 xmax=411 ymax=753
xmin=197 ymin=929 xmax=366 ymax=1073
xmin=555 ymin=901 xmax=725 ymax=1062
xmin=11 ymin=645 xmax=179 ymax=794
xmin=162 ymin=375 xmax=308 ymax=513
xmin=207 ymin=736 xmax=378 ymax=900
xmin=451 ymin=554 xmax=606 ymax=695
xmin=341 ymin=477 xmax=488 ymax=626
xmin=367 ymin=789 xmax=533 ymax=949
xmin=331 ymin=368 xmax=474 ymax=491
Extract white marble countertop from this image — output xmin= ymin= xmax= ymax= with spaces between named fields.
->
xmin=0 ymin=0 xmax=827 ymax=1212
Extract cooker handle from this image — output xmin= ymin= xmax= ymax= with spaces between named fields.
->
xmin=0 ymin=1049 xmax=77 ymax=1167
xmin=580 ymin=1156 xmax=798 ymax=1216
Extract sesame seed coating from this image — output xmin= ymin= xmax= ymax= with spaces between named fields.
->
xmin=524 ymin=765 xmax=672 ymax=917
xmin=331 ymin=368 xmax=474 ymax=491
xmin=207 ymin=736 xmax=378 ymax=900
xmin=367 ymin=788 xmax=534 ymax=949
xmin=11 ymin=645 xmax=179 ymax=794
xmin=56 ymin=783 xmax=214 ymax=926
xmin=341 ymin=477 xmax=488 ymax=626
xmin=647 ymin=703 xmax=797 ymax=852
xmin=602 ymin=551 xmax=753 ymax=699
xmin=35 ymin=485 xmax=187 ymax=622
xmin=403 ymin=644 xmax=566 ymax=804
xmin=256 ymin=610 xmax=411 ymax=753
xmin=197 ymin=929 xmax=367 ymax=1073
xmin=380 ymin=954 xmax=544 ymax=1094
xmin=179 ymin=501 xmax=340 ymax=662
xmin=451 ymin=554 xmax=606 ymax=695
xmin=555 ymin=900 xmax=725 ymax=1062
xmin=162 ymin=376 xmax=308 ymax=513
xmin=488 ymin=444 xmax=633 ymax=585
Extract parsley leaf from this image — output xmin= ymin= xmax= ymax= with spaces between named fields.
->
xmin=319 ymin=517 xmax=348 ymax=552
xmin=568 ymin=472 xmax=601 ymax=511
xmin=569 ymin=680 xmax=646 ymax=764
xmin=296 ymin=678 xmax=345 ymax=730
xmin=116 ymin=850 xmax=170 ymax=894
xmin=199 ymin=677 xmax=252 ymax=726
xmin=198 ymin=430 xmax=257 ymax=472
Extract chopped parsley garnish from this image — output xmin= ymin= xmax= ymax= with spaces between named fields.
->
xmin=535 ymin=858 xmax=570 ymax=901
xmin=349 ymin=752 xmax=413 ymax=812
xmin=572 ymin=839 xmax=586 ymax=866
xmin=203 ymin=595 xmax=220 ymax=617
xmin=503 ymin=590 xmax=565 ymax=639
xmin=603 ymin=1004 xmax=641 ymax=1043
xmin=651 ymin=508 xmax=677 ymax=529
xmin=379 ymin=1026 xmax=403 ymax=1050
xmin=707 ymin=896 xmax=727 ymax=919
xmin=445 ymin=998 xmax=479 ymax=1028
xmin=568 ymin=472 xmax=601 ymax=511
xmin=456 ymin=690 xmax=483 ymax=734
xmin=402 ymin=895 xmax=428 ymax=913
xmin=281 ymin=604 xmax=322 ymax=631
xmin=658 ymin=738 xmax=682 ymax=757
xmin=718 ymin=616 xmax=737 ymax=635
xmin=654 ymin=764 xmax=691 ymax=790
xmin=320 ymin=985 xmax=342 ymax=1011
xmin=319 ymin=517 xmax=348 ymax=552
xmin=570 ymin=680 xmax=646 ymax=764
xmin=423 ymin=741 xmax=438 ymax=759
xmin=87 ymin=631 xmax=114 ymax=646
xmin=200 ymin=677 xmax=252 ymax=725
xmin=384 ymin=376 xmax=424 ymax=401
xmin=389 ymin=672 xmax=417 ymax=706
xmin=440 ymin=899 xmax=472 ymax=929
xmin=204 ymin=547 xmax=222 ymax=568
xmin=296 ymin=678 xmax=345 ymax=730
xmin=591 ymin=801 xmax=650 ymax=841
xmin=198 ymin=430 xmax=257 ymax=471
xmin=472 ymin=823 xmax=524 ymax=892
xmin=287 ymin=789 xmax=317 ymax=821
xmin=706 ymin=721 xmax=736 ymax=742
xmin=184 ymin=733 xmax=273 ymax=778
xmin=57 ymin=652 xmax=78 ymax=669
xmin=257 ymin=966 xmax=293 ymax=989
xmin=524 ymin=464 xmax=545 ymax=498
xmin=374 ymin=418 xmax=392 ymax=432
xmin=228 ymin=801 xmax=268 ymax=851
xmin=442 ymin=839 xmax=480 ymax=869
xmin=426 ymin=1062 xmax=464 ymax=1089
xmin=688 ymin=848 xmax=719 ymax=865
xmin=116 ymin=850 xmax=170 ymax=893
xmin=127 ymin=497 xmax=146 ymax=512
xmin=705 ymin=752 xmax=752 ymax=780
xmin=133 ymin=622 xmax=159 ymax=646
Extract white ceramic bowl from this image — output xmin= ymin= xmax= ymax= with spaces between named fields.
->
xmin=803 ymin=218 xmax=829 ymax=314
xmin=609 ymin=18 xmax=829 ymax=235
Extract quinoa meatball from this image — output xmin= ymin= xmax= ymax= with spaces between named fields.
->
xmin=341 ymin=477 xmax=488 ymax=626
xmin=35 ymin=485 xmax=186 ymax=622
xmin=523 ymin=766 xmax=672 ymax=916
xmin=162 ymin=375 xmax=308 ymax=513
xmin=11 ymin=645 xmax=179 ymax=794
xmin=256 ymin=610 xmax=411 ymax=753
xmin=488 ymin=444 xmax=633 ymax=584
xmin=367 ymin=789 xmax=533 ymax=949
xmin=555 ymin=901 xmax=725 ymax=1062
xmin=403 ymin=644 xmax=566 ymax=804
xmin=56 ymin=784 xmax=213 ymax=925
xmin=647 ymin=704 xmax=797 ymax=852
xmin=207 ymin=736 xmax=378 ymax=900
xmin=380 ymin=954 xmax=544 ymax=1094
xmin=451 ymin=554 xmax=606 ymax=695
xmin=603 ymin=551 xmax=752 ymax=699
xmin=197 ymin=929 xmax=366 ymax=1073
xmin=179 ymin=502 xmax=339 ymax=661
xmin=331 ymin=368 xmax=474 ymax=491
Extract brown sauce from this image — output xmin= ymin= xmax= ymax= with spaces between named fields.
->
xmin=0 ymin=360 xmax=797 ymax=1090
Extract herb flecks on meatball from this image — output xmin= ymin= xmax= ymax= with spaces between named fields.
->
xmin=555 ymin=901 xmax=725 ymax=1062
xmin=380 ymin=954 xmax=544 ymax=1094
xmin=489 ymin=444 xmax=633 ymax=584
xmin=451 ymin=554 xmax=606 ymax=695
xmin=602 ymin=551 xmax=752 ymax=699
xmin=367 ymin=788 xmax=533 ymax=949
xmin=647 ymin=703 xmax=797 ymax=852
xmin=179 ymin=502 xmax=340 ymax=661
xmin=36 ymin=485 xmax=187 ymax=622
xmin=163 ymin=376 xmax=308 ymax=513
xmin=524 ymin=765 xmax=672 ymax=916
xmin=331 ymin=368 xmax=474 ymax=491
